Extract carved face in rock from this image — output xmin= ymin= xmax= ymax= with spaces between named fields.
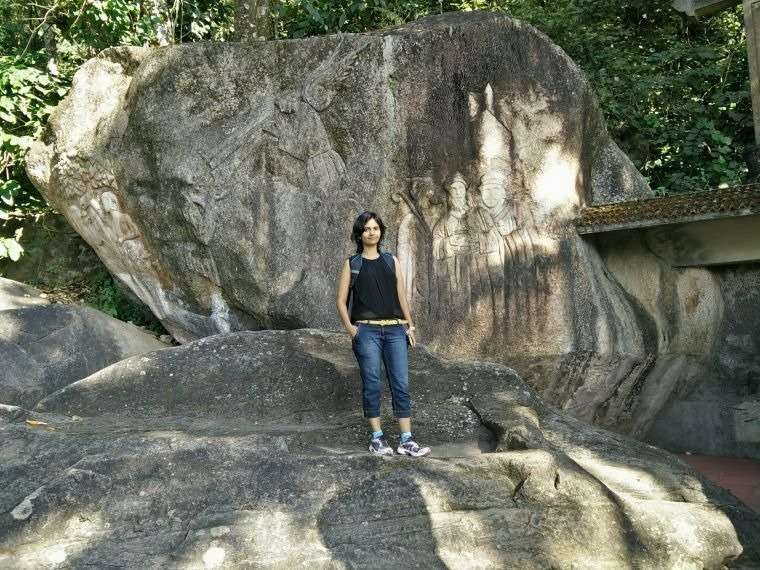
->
xmin=479 ymin=172 xmax=507 ymax=210
xmin=447 ymin=174 xmax=468 ymax=214
xmin=100 ymin=191 xmax=120 ymax=213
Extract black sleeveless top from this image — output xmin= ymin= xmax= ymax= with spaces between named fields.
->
xmin=350 ymin=256 xmax=404 ymax=322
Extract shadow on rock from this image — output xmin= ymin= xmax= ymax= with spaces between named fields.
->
xmin=1 ymin=329 xmax=758 ymax=568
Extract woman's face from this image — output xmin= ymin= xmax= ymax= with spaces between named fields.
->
xmin=361 ymin=218 xmax=382 ymax=248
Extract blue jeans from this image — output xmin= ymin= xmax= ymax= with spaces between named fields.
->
xmin=352 ymin=324 xmax=411 ymax=418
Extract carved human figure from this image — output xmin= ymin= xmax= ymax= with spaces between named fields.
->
xmin=432 ymin=173 xmax=470 ymax=261
xmin=51 ymin=154 xmax=223 ymax=341
xmin=271 ymin=92 xmax=345 ymax=195
xmin=410 ymin=176 xmax=443 ymax=234
xmin=469 ymin=84 xmax=517 ymax=238
xmin=392 ymin=176 xmax=443 ymax=316
xmin=471 ymin=181 xmax=506 ymax=259
xmin=467 ymin=178 xmax=509 ymax=322
xmin=395 ymin=197 xmax=417 ymax=307
xmin=84 ymin=194 xmax=110 ymax=248
xmin=197 ymin=42 xmax=367 ymax=253
xmin=468 ymin=83 xmax=535 ymax=329
xmin=432 ymin=173 xmax=473 ymax=307
xmin=100 ymin=191 xmax=141 ymax=243
xmin=263 ymin=42 xmax=368 ymax=197
xmin=478 ymin=169 xmax=516 ymax=239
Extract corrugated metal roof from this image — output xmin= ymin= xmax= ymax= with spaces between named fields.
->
xmin=576 ymin=183 xmax=760 ymax=234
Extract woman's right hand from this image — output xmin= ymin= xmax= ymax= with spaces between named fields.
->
xmin=349 ymin=325 xmax=359 ymax=339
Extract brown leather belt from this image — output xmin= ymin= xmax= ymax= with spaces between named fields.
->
xmin=354 ymin=319 xmax=408 ymax=326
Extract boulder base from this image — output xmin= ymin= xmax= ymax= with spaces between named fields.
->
xmin=1 ymin=330 xmax=757 ymax=568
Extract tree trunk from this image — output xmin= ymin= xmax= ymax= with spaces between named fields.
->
xmin=235 ymin=0 xmax=275 ymax=42
xmin=150 ymin=0 xmax=173 ymax=46
xmin=44 ymin=25 xmax=58 ymax=75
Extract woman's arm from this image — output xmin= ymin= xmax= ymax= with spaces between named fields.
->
xmin=336 ymin=259 xmax=358 ymax=337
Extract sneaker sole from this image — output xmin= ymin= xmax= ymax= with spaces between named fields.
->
xmin=396 ymin=446 xmax=431 ymax=457
xmin=369 ymin=446 xmax=394 ymax=456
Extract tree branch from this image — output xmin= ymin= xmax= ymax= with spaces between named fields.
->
xmin=69 ymin=0 xmax=90 ymax=31
xmin=22 ymin=1 xmax=60 ymax=56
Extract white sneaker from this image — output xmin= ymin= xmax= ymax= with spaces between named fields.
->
xmin=369 ymin=437 xmax=394 ymax=456
xmin=397 ymin=440 xmax=431 ymax=457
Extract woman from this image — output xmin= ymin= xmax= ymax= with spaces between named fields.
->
xmin=335 ymin=211 xmax=431 ymax=457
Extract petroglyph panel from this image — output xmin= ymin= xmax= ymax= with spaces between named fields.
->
xmin=29 ymin=13 xmax=744 ymax=446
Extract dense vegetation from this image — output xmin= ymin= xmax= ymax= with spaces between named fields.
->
xmin=0 ymin=0 xmax=236 ymax=221
xmin=0 ymin=0 xmax=751 ymax=301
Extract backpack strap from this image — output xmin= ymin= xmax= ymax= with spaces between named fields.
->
xmin=349 ymin=254 xmax=363 ymax=288
xmin=380 ymin=251 xmax=396 ymax=274
xmin=347 ymin=254 xmax=363 ymax=312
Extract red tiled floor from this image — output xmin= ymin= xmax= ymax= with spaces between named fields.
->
xmin=677 ymin=454 xmax=760 ymax=512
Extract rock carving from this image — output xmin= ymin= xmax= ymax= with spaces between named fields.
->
xmin=26 ymin=13 xmax=753 ymax=457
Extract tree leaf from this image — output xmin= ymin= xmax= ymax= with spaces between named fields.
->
xmin=5 ymin=239 xmax=23 ymax=261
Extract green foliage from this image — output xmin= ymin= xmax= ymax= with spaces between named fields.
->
xmin=497 ymin=1 xmax=751 ymax=194
xmin=0 ymin=229 xmax=23 ymax=261
xmin=0 ymin=52 xmax=70 ymax=216
xmin=273 ymin=0 xmax=442 ymax=36
xmin=0 ymin=0 xmax=235 ymax=255
xmin=84 ymin=270 xmax=167 ymax=334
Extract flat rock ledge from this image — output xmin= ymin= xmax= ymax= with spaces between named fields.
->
xmin=1 ymin=330 xmax=758 ymax=569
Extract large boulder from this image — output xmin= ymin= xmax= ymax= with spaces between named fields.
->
xmin=644 ymin=262 xmax=760 ymax=458
xmin=1 ymin=329 xmax=758 ymax=568
xmin=26 ymin=11 xmax=652 ymax=344
xmin=0 ymin=277 xmax=48 ymax=310
xmin=25 ymin=11 xmax=727 ymax=441
xmin=0 ymin=302 xmax=166 ymax=408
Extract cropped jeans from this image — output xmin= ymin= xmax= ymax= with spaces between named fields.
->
xmin=352 ymin=323 xmax=411 ymax=418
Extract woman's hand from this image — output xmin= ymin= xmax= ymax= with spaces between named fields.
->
xmin=349 ymin=325 xmax=359 ymax=339
xmin=406 ymin=326 xmax=417 ymax=348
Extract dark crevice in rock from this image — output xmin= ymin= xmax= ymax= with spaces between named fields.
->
xmin=168 ymin=525 xmax=194 ymax=558
xmin=622 ymin=354 xmax=658 ymax=413
xmin=463 ymin=399 xmax=499 ymax=453
xmin=592 ymin=353 xmax=657 ymax=426
xmin=512 ymin=477 xmax=528 ymax=502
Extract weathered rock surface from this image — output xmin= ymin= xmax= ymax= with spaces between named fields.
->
xmin=0 ymin=277 xmax=48 ymax=310
xmin=27 ymin=11 xmax=651 ymax=347
xmin=526 ymin=226 xmax=728 ymax=444
xmin=1 ymin=330 xmax=758 ymax=568
xmin=645 ymin=262 xmax=760 ymax=458
xmin=0 ymin=302 xmax=166 ymax=408
xmin=25 ymin=10 xmax=750 ymax=447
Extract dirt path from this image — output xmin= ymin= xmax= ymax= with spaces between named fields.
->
xmin=678 ymin=454 xmax=760 ymax=512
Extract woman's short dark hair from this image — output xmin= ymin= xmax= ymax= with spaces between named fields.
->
xmin=351 ymin=211 xmax=386 ymax=253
